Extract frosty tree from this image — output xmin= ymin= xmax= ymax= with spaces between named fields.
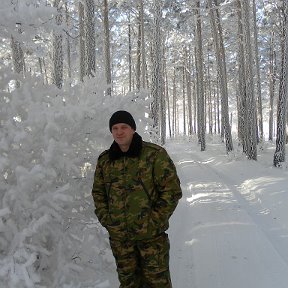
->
xmin=274 ymin=0 xmax=288 ymax=167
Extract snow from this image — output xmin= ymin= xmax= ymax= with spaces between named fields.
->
xmin=1 ymin=0 xmax=287 ymax=286
xmin=168 ymin=138 xmax=288 ymax=288
xmin=1 ymin=72 xmax=288 ymax=287
xmin=84 ymin=137 xmax=288 ymax=288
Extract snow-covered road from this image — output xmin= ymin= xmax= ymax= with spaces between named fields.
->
xmin=168 ymin=140 xmax=288 ymax=288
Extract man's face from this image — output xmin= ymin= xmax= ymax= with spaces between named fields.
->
xmin=111 ymin=123 xmax=135 ymax=151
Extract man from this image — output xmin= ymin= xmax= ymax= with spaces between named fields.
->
xmin=92 ymin=110 xmax=182 ymax=288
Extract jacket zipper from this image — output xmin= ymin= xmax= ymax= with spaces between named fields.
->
xmin=106 ymin=181 xmax=113 ymax=222
xmin=138 ymin=177 xmax=152 ymax=208
xmin=123 ymin=157 xmax=129 ymax=234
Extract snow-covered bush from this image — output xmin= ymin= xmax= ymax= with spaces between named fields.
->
xmin=0 ymin=69 xmax=152 ymax=287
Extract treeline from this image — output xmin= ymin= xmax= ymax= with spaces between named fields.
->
xmin=1 ymin=0 xmax=287 ymax=165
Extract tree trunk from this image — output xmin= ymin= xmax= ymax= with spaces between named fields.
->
xmin=103 ymin=0 xmax=112 ymax=95
xmin=192 ymin=53 xmax=197 ymax=135
xmin=236 ymin=0 xmax=247 ymax=150
xmin=85 ymin=0 xmax=95 ymax=77
xmin=208 ymin=0 xmax=233 ymax=152
xmin=151 ymin=0 xmax=163 ymax=138
xmin=79 ymin=1 xmax=86 ymax=82
xmin=182 ymin=65 xmax=186 ymax=135
xmin=172 ymin=68 xmax=177 ymax=137
xmin=274 ymin=1 xmax=288 ymax=167
xmin=195 ymin=0 xmax=205 ymax=151
xmin=207 ymin=49 xmax=213 ymax=135
xmin=164 ymin=59 xmax=172 ymax=138
xmin=252 ymin=0 xmax=264 ymax=143
xmin=160 ymin=51 xmax=166 ymax=145
xmin=135 ymin=0 xmax=147 ymax=90
xmin=128 ymin=12 xmax=132 ymax=92
xmin=242 ymin=0 xmax=257 ymax=160
xmin=52 ymin=0 xmax=63 ymax=89
xmin=269 ymin=32 xmax=276 ymax=141
xmin=140 ymin=0 xmax=147 ymax=89
xmin=11 ymin=34 xmax=25 ymax=88
xmin=65 ymin=2 xmax=72 ymax=80
xmin=136 ymin=10 xmax=141 ymax=91
xmin=186 ymin=47 xmax=193 ymax=135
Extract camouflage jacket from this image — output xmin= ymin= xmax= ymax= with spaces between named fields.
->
xmin=91 ymin=133 xmax=182 ymax=241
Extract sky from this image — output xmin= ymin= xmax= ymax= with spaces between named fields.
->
xmin=96 ymin=136 xmax=288 ymax=288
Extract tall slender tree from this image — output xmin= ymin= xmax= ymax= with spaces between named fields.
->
xmin=172 ymin=67 xmax=177 ymax=137
xmin=208 ymin=0 xmax=233 ymax=152
xmin=165 ymin=59 xmax=172 ymax=138
xmin=151 ymin=0 xmax=163 ymax=140
xmin=207 ymin=51 xmax=213 ymax=135
xmin=140 ymin=0 xmax=147 ymax=89
xmin=79 ymin=1 xmax=86 ymax=82
xmin=241 ymin=0 xmax=257 ymax=160
xmin=65 ymin=2 xmax=72 ymax=80
xmin=128 ymin=12 xmax=132 ymax=92
xmin=269 ymin=32 xmax=276 ymax=141
xmin=274 ymin=1 xmax=288 ymax=167
xmin=182 ymin=65 xmax=186 ymax=135
xmin=135 ymin=0 xmax=147 ymax=91
xmin=160 ymin=46 xmax=166 ymax=145
xmin=85 ymin=0 xmax=95 ymax=77
xmin=11 ymin=33 xmax=25 ymax=88
xmin=103 ymin=0 xmax=112 ymax=95
xmin=186 ymin=47 xmax=193 ymax=135
xmin=195 ymin=0 xmax=205 ymax=151
xmin=236 ymin=0 xmax=247 ymax=151
xmin=52 ymin=0 xmax=63 ymax=89
xmin=136 ymin=3 xmax=141 ymax=90
xmin=79 ymin=0 xmax=95 ymax=80
xmin=252 ymin=0 xmax=264 ymax=143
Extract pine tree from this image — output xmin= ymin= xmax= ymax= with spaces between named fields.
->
xmin=103 ymin=0 xmax=112 ymax=95
xmin=151 ymin=0 xmax=163 ymax=140
xmin=85 ymin=0 xmax=96 ymax=77
xmin=207 ymin=0 xmax=233 ymax=153
xmin=274 ymin=0 xmax=288 ymax=167
xmin=52 ymin=0 xmax=64 ymax=89
xmin=241 ymin=0 xmax=257 ymax=160
xmin=195 ymin=0 xmax=205 ymax=151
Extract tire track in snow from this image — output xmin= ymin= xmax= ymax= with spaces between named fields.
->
xmin=168 ymin=143 xmax=288 ymax=288
xmin=192 ymin=151 xmax=288 ymax=268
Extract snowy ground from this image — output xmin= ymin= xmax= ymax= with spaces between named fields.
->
xmin=168 ymin=138 xmax=288 ymax=288
xmin=100 ymin=137 xmax=288 ymax=288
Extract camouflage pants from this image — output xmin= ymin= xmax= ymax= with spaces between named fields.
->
xmin=109 ymin=233 xmax=172 ymax=288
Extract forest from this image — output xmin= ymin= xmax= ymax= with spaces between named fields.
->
xmin=1 ymin=0 xmax=288 ymax=163
xmin=0 ymin=0 xmax=288 ymax=287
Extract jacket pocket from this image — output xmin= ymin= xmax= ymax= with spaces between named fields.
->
xmin=137 ymin=177 xmax=153 ymax=207
xmin=147 ymin=210 xmax=168 ymax=236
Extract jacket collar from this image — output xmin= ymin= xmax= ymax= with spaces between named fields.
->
xmin=109 ymin=132 xmax=143 ymax=161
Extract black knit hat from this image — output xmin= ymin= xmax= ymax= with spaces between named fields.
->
xmin=109 ymin=110 xmax=136 ymax=132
